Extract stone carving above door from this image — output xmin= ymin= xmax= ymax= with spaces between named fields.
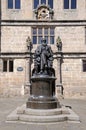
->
xmin=34 ymin=4 xmax=54 ymax=20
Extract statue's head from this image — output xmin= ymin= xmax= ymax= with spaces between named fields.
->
xmin=41 ymin=38 xmax=47 ymax=46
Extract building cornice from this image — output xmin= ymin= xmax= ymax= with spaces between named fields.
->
xmin=1 ymin=20 xmax=86 ymax=26
xmin=1 ymin=52 xmax=86 ymax=59
xmin=54 ymin=52 xmax=86 ymax=59
xmin=0 ymin=52 xmax=34 ymax=59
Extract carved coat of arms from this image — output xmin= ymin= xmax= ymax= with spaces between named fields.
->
xmin=35 ymin=5 xmax=54 ymax=20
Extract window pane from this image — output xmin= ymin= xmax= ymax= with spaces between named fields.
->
xmin=9 ymin=60 xmax=13 ymax=72
xmin=50 ymin=28 xmax=54 ymax=35
xmin=71 ymin=0 xmax=76 ymax=9
xmin=44 ymin=28 xmax=48 ymax=35
xmin=33 ymin=36 xmax=37 ymax=44
xmin=83 ymin=61 xmax=86 ymax=72
xmin=64 ymin=0 xmax=69 ymax=9
xmin=33 ymin=28 xmax=37 ymax=35
xmin=3 ymin=60 xmax=7 ymax=72
xmin=32 ymin=27 xmax=55 ymax=44
xmin=41 ymin=0 xmax=46 ymax=4
xmin=50 ymin=36 xmax=54 ymax=44
xmin=48 ymin=0 xmax=53 ymax=8
xmin=15 ymin=0 xmax=20 ymax=9
xmin=38 ymin=28 xmax=42 ymax=35
xmin=8 ymin=0 xmax=13 ymax=9
xmin=38 ymin=36 xmax=42 ymax=44
xmin=34 ymin=0 xmax=39 ymax=9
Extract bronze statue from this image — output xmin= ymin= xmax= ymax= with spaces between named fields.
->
xmin=27 ymin=38 xmax=60 ymax=109
xmin=32 ymin=38 xmax=54 ymax=76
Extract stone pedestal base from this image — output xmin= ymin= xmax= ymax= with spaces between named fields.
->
xmin=27 ymin=99 xmax=60 ymax=109
xmin=7 ymin=104 xmax=80 ymax=123
xmin=26 ymin=75 xmax=61 ymax=109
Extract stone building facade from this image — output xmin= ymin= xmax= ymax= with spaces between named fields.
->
xmin=0 ymin=0 xmax=86 ymax=98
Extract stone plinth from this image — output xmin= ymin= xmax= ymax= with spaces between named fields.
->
xmin=7 ymin=104 xmax=80 ymax=123
xmin=26 ymin=75 xmax=60 ymax=109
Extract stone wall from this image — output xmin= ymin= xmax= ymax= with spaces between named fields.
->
xmin=1 ymin=0 xmax=33 ymax=20
xmin=55 ymin=26 xmax=86 ymax=53
xmin=0 ymin=59 xmax=26 ymax=97
xmin=62 ymin=59 xmax=86 ymax=98
xmin=54 ymin=0 xmax=86 ymax=20
xmin=1 ymin=26 xmax=31 ymax=52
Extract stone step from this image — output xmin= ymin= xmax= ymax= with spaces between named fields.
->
xmin=6 ymin=104 xmax=80 ymax=123
xmin=19 ymin=114 xmax=67 ymax=123
xmin=17 ymin=104 xmax=69 ymax=116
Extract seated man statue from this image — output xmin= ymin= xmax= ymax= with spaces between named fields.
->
xmin=33 ymin=38 xmax=54 ymax=75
